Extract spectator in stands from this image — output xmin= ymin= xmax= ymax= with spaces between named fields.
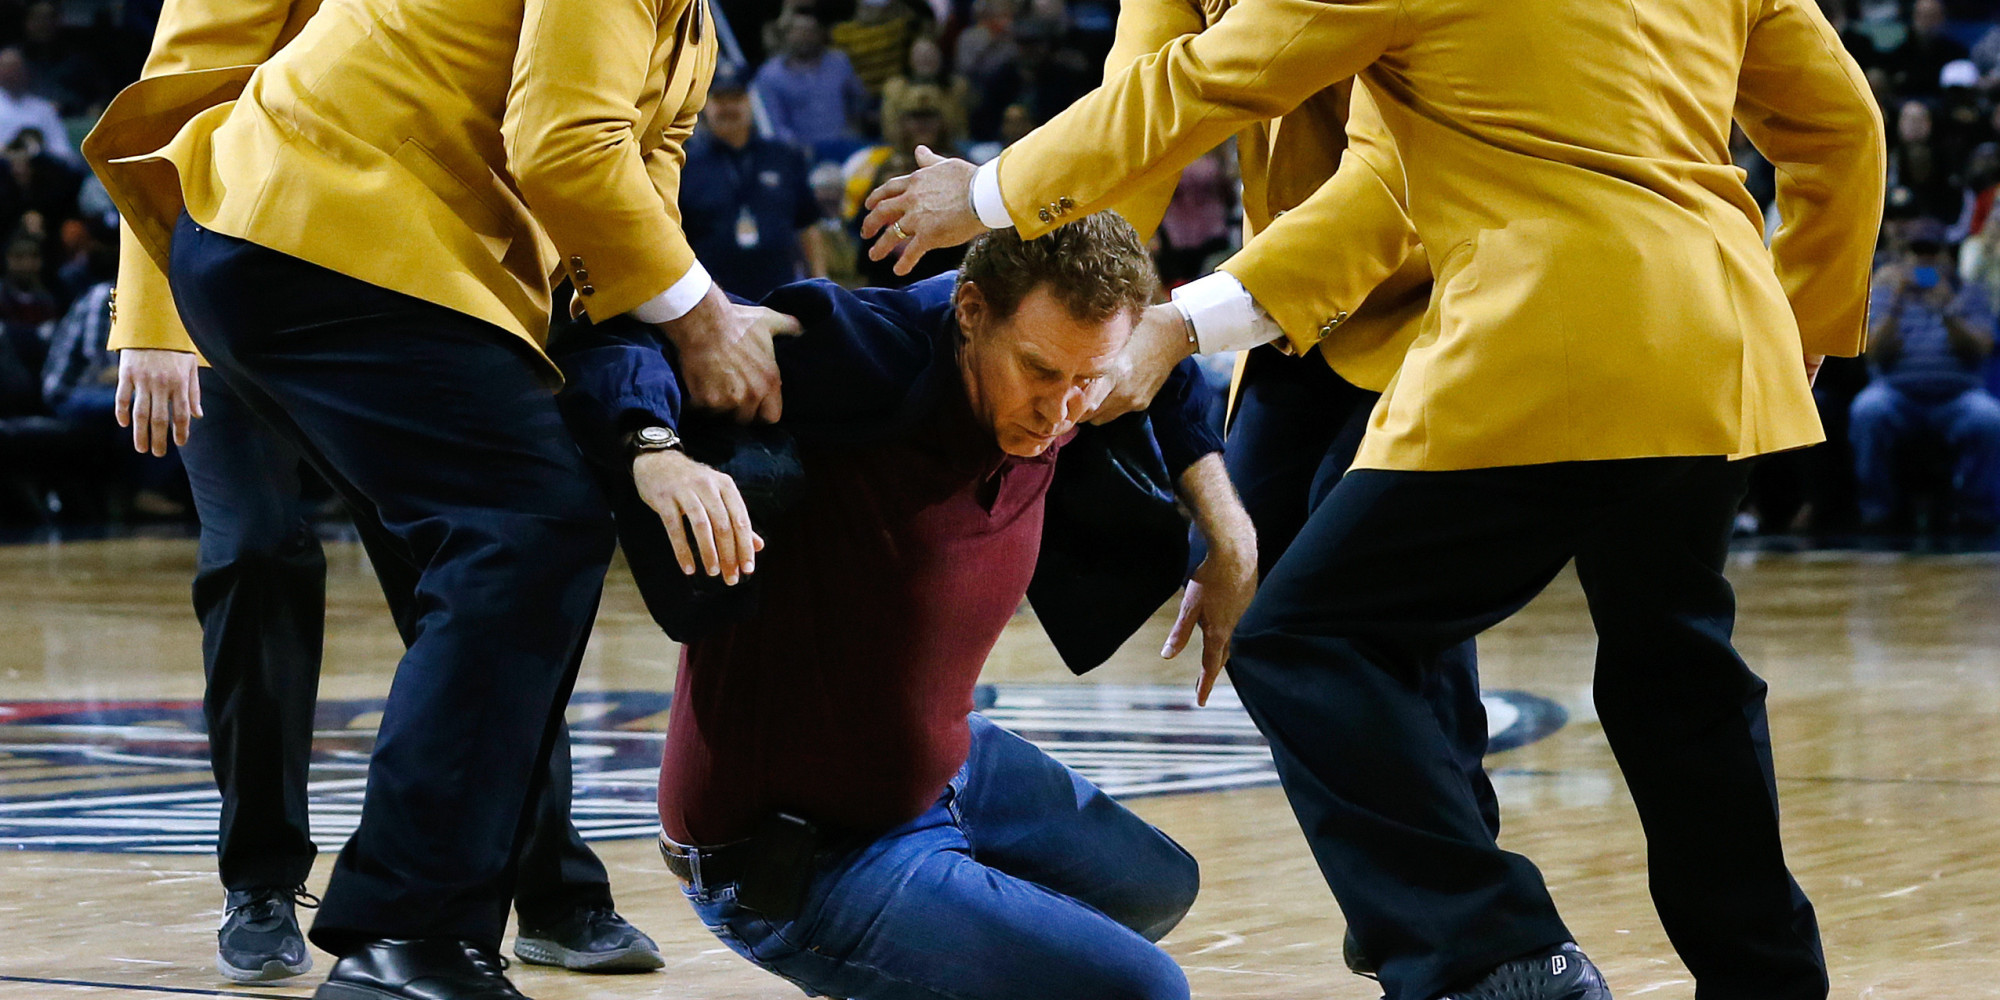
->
xmin=753 ymin=13 xmax=868 ymax=153
xmin=1889 ymin=99 xmax=1965 ymax=223
xmin=808 ymin=162 xmax=862 ymax=287
xmin=967 ymin=16 xmax=1087 ymax=141
xmin=0 ymin=46 xmax=73 ymax=165
xmin=679 ymin=63 xmax=826 ymax=301
xmin=966 ymin=101 xmax=1032 ymax=163
xmin=0 ymin=232 xmax=53 ymax=330
xmin=831 ymin=0 xmax=929 ymax=96
xmin=954 ymin=0 xmax=1019 ymax=85
xmin=1854 ymin=220 xmax=2000 ymax=530
xmin=1973 ymin=17 xmax=2000 ymax=93
xmin=1882 ymin=0 xmax=1967 ymax=98
xmin=882 ymin=36 xmax=969 ymax=143
xmin=841 ymin=83 xmax=963 ymax=222
xmin=1154 ymin=150 xmax=1236 ymax=287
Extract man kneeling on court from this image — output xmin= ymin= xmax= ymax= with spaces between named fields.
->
xmin=553 ymin=213 xmax=1253 ymax=1000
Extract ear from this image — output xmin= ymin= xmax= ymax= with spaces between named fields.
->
xmin=955 ymin=280 xmax=987 ymax=337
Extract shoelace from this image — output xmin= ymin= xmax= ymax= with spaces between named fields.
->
xmin=463 ymin=944 xmax=511 ymax=977
xmin=225 ymin=884 xmax=321 ymax=919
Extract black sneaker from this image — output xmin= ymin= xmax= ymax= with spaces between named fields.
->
xmin=513 ymin=906 xmax=663 ymax=973
xmin=1440 ymin=942 xmax=1611 ymax=1000
xmin=216 ymin=885 xmax=316 ymax=982
xmin=314 ymin=939 xmax=526 ymax=1000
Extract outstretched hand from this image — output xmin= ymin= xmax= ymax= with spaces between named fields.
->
xmin=116 ymin=348 xmax=202 ymax=456
xmin=1162 ymin=546 xmax=1258 ymax=706
xmin=632 ymin=449 xmax=763 ymax=585
xmin=860 ymin=146 xmax=987 ymax=276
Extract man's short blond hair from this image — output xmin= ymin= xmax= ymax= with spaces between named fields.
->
xmin=957 ymin=212 xmax=1158 ymax=324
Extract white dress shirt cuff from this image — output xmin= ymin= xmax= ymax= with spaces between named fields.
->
xmin=1171 ymin=272 xmax=1286 ymax=355
xmin=970 ymin=159 xmax=1013 ymax=229
xmin=630 ymin=261 xmax=714 ymax=324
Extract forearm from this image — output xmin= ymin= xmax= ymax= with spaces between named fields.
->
xmin=1178 ymin=452 xmax=1254 ymax=565
xmin=801 ymin=225 xmax=829 ymax=279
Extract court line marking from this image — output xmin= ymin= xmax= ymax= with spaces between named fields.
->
xmin=0 ymin=975 xmax=297 ymax=998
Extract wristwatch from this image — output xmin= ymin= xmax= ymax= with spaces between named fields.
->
xmin=625 ymin=424 xmax=683 ymax=458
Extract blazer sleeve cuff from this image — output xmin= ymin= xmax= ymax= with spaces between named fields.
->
xmin=1171 ymin=272 xmax=1286 ymax=355
xmin=971 ymin=159 xmax=1013 ymax=229
xmin=630 ymin=260 xmax=715 ymax=324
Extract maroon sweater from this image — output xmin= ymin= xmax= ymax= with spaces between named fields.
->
xmin=657 ymin=384 xmax=1071 ymax=845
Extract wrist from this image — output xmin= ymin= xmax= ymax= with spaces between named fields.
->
xmin=625 ymin=424 xmax=684 ymax=462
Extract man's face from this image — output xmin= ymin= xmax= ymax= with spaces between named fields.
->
xmin=957 ymin=283 xmax=1131 ymax=458
xmin=704 ymin=91 xmax=754 ymax=146
xmin=1913 ymin=0 xmax=1945 ymax=38
xmin=1899 ymin=100 xmax=1932 ymax=144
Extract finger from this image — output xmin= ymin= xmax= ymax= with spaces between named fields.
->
xmin=914 ymin=144 xmax=941 ymax=167
xmin=863 ymin=174 xmax=912 ymax=214
xmin=893 ymin=232 xmax=935 ymax=277
xmin=1198 ymin=626 xmax=1229 ymax=707
xmin=684 ymin=498 xmax=721 ymax=577
xmin=661 ymin=499 xmax=699 ymax=575
xmin=701 ymin=485 xmax=740 ymax=585
xmin=751 ymin=530 xmax=766 ymax=552
xmin=717 ymin=482 xmax=756 ymax=575
xmin=187 ymin=366 xmax=204 ymax=419
xmin=147 ymin=379 xmax=171 ymax=456
xmin=171 ymin=382 xmax=193 ymax=447
xmin=757 ymin=382 xmax=783 ymax=423
xmin=1161 ymin=585 xmax=1201 ymax=659
xmin=114 ymin=368 xmax=133 ymax=428
xmin=767 ymin=312 xmax=804 ymax=337
xmin=129 ymin=387 xmax=153 ymax=455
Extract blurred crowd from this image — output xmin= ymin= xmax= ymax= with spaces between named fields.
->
xmin=5 ymin=0 xmax=2000 ymax=542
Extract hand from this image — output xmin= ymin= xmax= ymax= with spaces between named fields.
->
xmin=860 ymin=146 xmax=987 ymax=277
xmin=632 ymin=449 xmax=764 ymax=585
xmin=659 ymin=283 xmax=803 ymax=423
xmin=1086 ymin=303 xmax=1194 ymax=424
xmin=1804 ymin=353 xmax=1825 ymax=387
xmin=1161 ymin=543 xmax=1257 ymax=706
xmin=115 ymin=349 xmax=202 ymax=456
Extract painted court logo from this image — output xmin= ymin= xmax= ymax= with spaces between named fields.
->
xmin=0 ymin=685 xmax=1565 ymax=854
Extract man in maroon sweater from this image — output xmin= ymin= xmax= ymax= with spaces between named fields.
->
xmin=556 ymin=213 xmax=1254 ymax=1000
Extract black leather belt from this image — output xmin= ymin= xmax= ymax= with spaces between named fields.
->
xmin=657 ymin=813 xmax=833 ymax=919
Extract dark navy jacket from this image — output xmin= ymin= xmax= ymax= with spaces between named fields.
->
xmin=551 ymin=273 xmax=1221 ymax=673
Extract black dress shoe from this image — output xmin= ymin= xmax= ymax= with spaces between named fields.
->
xmin=313 ymin=939 xmax=530 ymax=1000
xmin=1439 ymin=943 xmax=1610 ymax=1000
xmin=513 ymin=906 xmax=663 ymax=973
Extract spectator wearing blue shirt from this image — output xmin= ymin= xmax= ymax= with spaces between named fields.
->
xmin=680 ymin=64 xmax=825 ymax=301
xmin=1853 ymin=221 xmax=2000 ymax=529
xmin=751 ymin=13 xmax=867 ymax=156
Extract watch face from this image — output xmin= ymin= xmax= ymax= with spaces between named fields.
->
xmin=638 ymin=426 xmax=675 ymax=446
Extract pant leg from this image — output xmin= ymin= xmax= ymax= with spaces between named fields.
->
xmin=1574 ymin=458 xmax=1827 ymax=1000
xmin=170 ymin=218 xmax=616 ymax=954
xmin=950 ymin=713 xmax=1199 ymax=942
xmin=1930 ymin=388 xmax=2000 ymax=522
xmin=1229 ymin=463 xmax=1621 ymax=1000
xmin=1848 ymin=381 xmax=1919 ymax=524
xmin=1234 ymin=348 xmax=1497 ymax=844
xmin=688 ymin=791 xmax=1189 ymax=1000
xmin=513 ymin=720 xmax=617 ymax=924
xmin=183 ymin=368 xmax=326 ymax=893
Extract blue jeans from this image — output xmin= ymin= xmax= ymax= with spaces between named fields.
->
xmin=1849 ymin=381 xmax=2000 ymax=524
xmin=683 ymin=714 xmax=1198 ymax=1000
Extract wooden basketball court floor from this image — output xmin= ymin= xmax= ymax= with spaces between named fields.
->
xmin=1 ymin=535 xmax=1997 ymax=999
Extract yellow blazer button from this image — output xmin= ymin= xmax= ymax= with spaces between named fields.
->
xmin=1038 ymin=208 xmax=1053 ymax=223
xmin=573 ymin=267 xmax=590 ymax=281
xmin=1058 ymin=196 xmax=1074 ymax=211
xmin=1334 ymin=310 xmax=1350 ymax=323
xmin=578 ymin=284 xmax=597 ymax=296
xmin=1319 ymin=323 xmax=1335 ymax=338
xmin=570 ymin=255 xmax=585 ymax=267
